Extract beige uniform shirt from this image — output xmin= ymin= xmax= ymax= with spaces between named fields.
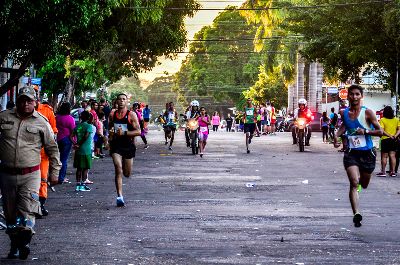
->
xmin=0 ymin=108 xmax=61 ymax=177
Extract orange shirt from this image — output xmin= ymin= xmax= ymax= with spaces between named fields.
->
xmin=37 ymin=103 xmax=58 ymax=134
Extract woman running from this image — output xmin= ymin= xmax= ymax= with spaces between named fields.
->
xmin=197 ymin=107 xmax=211 ymax=157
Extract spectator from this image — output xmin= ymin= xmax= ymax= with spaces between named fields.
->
xmin=142 ymin=104 xmax=151 ymax=129
xmin=377 ymin=106 xmax=400 ymax=177
xmin=212 ymin=111 xmax=220 ymax=132
xmin=329 ymin=107 xmax=338 ymax=142
xmin=226 ymin=113 xmax=233 ymax=132
xmin=70 ymin=111 xmax=93 ymax=191
xmin=56 ymin=102 xmax=76 ymax=184
xmin=320 ymin=111 xmax=330 ymax=143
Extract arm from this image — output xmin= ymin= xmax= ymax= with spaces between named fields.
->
xmin=395 ymin=119 xmax=400 ymax=138
xmin=333 ymin=109 xmax=346 ymax=148
xmin=42 ymin=122 xmax=62 ymax=184
xmin=357 ymin=109 xmax=383 ymax=137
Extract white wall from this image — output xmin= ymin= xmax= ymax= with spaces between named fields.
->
xmin=321 ymin=91 xmax=392 ymax=113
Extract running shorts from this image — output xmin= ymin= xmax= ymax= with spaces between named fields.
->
xmin=343 ymin=149 xmax=376 ymax=174
xmin=380 ymin=138 xmax=397 ymax=153
xmin=110 ymin=141 xmax=136 ymax=159
xmin=244 ymin=123 xmax=256 ymax=134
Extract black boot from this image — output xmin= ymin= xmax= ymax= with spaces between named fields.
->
xmin=17 ymin=228 xmax=32 ymax=260
xmin=39 ymin=197 xmax=49 ymax=217
xmin=6 ymin=230 xmax=19 ymax=259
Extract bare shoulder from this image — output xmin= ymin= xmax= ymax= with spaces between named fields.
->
xmin=365 ymin=108 xmax=376 ymax=119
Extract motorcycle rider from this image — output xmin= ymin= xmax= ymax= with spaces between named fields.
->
xmin=292 ymin=98 xmax=313 ymax=146
xmin=185 ymin=100 xmax=200 ymax=147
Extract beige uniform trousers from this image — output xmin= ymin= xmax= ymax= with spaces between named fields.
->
xmin=0 ymin=170 xmax=41 ymax=231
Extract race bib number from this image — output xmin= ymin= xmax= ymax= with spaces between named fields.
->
xmin=348 ymin=135 xmax=367 ymax=149
xmin=246 ymin=109 xmax=254 ymax=116
xmin=200 ymin=126 xmax=208 ymax=133
xmin=114 ymin=123 xmax=128 ymax=132
xmin=168 ymin=113 xmax=175 ymax=120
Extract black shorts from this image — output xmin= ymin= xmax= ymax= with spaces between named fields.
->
xmin=244 ymin=123 xmax=256 ymax=134
xmin=144 ymin=118 xmax=150 ymax=122
xmin=343 ymin=149 xmax=376 ymax=174
xmin=110 ymin=140 xmax=136 ymax=159
xmin=381 ymin=138 xmax=397 ymax=153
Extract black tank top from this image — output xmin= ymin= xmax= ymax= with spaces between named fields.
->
xmin=112 ymin=110 xmax=134 ymax=145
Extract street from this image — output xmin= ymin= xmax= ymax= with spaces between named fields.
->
xmin=1 ymin=130 xmax=400 ymax=265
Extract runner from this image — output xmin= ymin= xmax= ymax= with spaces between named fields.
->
xmin=197 ymin=107 xmax=211 ymax=157
xmin=108 ymin=94 xmax=141 ymax=207
xmin=333 ymin=84 xmax=382 ymax=227
xmin=185 ymin=100 xmax=200 ymax=147
xmin=243 ymin=98 xmax=257 ymax=154
xmin=162 ymin=102 xmax=178 ymax=150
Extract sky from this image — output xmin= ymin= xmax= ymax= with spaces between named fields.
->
xmin=137 ymin=0 xmax=246 ymax=88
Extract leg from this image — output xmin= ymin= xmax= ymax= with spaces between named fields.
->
xmin=291 ymin=126 xmax=297 ymax=144
xmin=381 ymin=152 xmax=388 ymax=173
xmin=389 ymin=151 xmax=396 ymax=173
xmin=58 ymin=138 xmax=72 ymax=183
xmin=111 ymin=153 xmax=124 ymax=197
xmin=346 ymin=166 xmax=361 ymax=215
xmin=245 ymin=132 xmax=250 ymax=151
xmin=122 ymin=158 xmax=133 ymax=178
xmin=169 ymin=130 xmax=175 ymax=147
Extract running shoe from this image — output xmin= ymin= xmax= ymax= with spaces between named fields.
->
xmin=75 ymin=185 xmax=81 ymax=192
xmin=144 ymin=145 xmax=149 ymax=149
xmin=357 ymin=184 xmax=362 ymax=193
xmin=376 ymin=172 xmax=386 ymax=177
xmin=353 ymin=213 xmax=362 ymax=227
xmin=390 ymin=172 xmax=397 ymax=177
xmin=79 ymin=184 xmax=91 ymax=192
xmin=168 ymin=146 xmax=173 ymax=151
xmin=247 ymin=149 xmax=250 ymax=154
xmin=116 ymin=197 xmax=125 ymax=207
xmin=200 ymin=153 xmax=203 ymax=158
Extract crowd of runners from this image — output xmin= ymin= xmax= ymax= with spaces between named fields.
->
xmin=1 ymin=84 xmax=399 ymax=259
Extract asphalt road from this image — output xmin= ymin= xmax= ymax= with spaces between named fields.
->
xmin=1 ymin=129 xmax=399 ymax=265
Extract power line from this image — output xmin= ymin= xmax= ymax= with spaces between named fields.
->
xmin=122 ymin=1 xmax=392 ymax=11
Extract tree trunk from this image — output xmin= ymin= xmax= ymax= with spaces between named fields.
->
xmin=0 ymin=59 xmax=31 ymax=96
xmin=61 ymin=75 xmax=76 ymax=104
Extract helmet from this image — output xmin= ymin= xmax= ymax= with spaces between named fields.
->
xmin=190 ymin=100 xmax=200 ymax=107
xmin=298 ymin=98 xmax=307 ymax=106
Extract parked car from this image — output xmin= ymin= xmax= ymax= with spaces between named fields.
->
xmin=71 ymin=108 xmax=80 ymax=125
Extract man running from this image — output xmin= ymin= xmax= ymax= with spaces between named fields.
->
xmin=333 ymin=84 xmax=382 ymax=227
xmin=108 ymin=94 xmax=141 ymax=207
xmin=243 ymin=98 xmax=257 ymax=154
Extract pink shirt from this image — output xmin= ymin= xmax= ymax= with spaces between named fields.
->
xmin=211 ymin=115 xmax=220 ymax=126
xmin=56 ymin=114 xmax=76 ymax=141
xmin=198 ymin=116 xmax=209 ymax=135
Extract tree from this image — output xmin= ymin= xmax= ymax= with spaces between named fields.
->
xmin=285 ymin=0 xmax=400 ymax=91
xmin=108 ymin=76 xmax=147 ymax=104
xmin=1 ymin=0 xmax=200 ymax=96
xmin=175 ymin=7 xmax=261 ymax=105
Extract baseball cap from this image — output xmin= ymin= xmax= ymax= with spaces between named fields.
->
xmin=18 ymin=86 xmax=37 ymax=100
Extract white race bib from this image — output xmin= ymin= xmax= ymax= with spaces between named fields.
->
xmin=246 ymin=109 xmax=254 ymax=116
xmin=200 ymin=126 xmax=208 ymax=132
xmin=114 ymin=124 xmax=128 ymax=132
xmin=168 ymin=113 xmax=175 ymax=120
xmin=348 ymin=135 xmax=367 ymax=149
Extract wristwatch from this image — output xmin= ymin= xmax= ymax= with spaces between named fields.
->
xmin=365 ymin=129 xmax=370 ymax=135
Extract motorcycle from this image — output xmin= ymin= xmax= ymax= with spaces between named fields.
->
xmin=295 ymin=118 xmax=309 ymax=152
xmin=186 ymin=118 xmax=199 ymax=155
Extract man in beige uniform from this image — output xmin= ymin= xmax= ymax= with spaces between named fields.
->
xmin=0 ymin=86 xmax=61 ymax=260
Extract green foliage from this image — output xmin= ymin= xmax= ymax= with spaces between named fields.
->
xmin=285 ymin=0 xmax=400 ymax=91
xmin=176 ymin=8 xmax=261 ymax=104
xmin=243 ymin=65 xmax=288 ymax=109
xmin=1 ymin=0 xmax=200 ymax=97
xmin=108 ymin=76 xmax=148 ymax=104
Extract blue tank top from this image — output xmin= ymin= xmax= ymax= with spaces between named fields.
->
xmin=342 ymin=106 xmax=373 ymax=150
